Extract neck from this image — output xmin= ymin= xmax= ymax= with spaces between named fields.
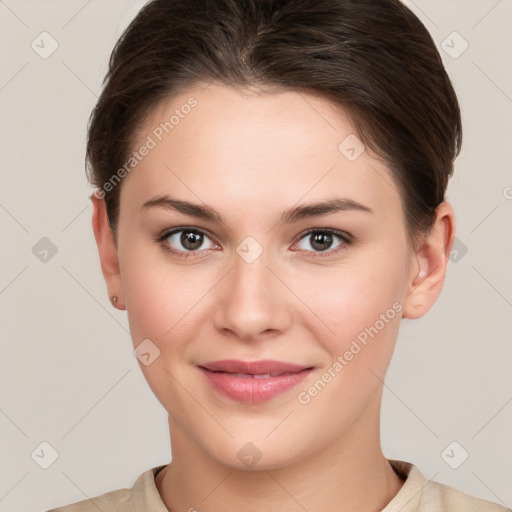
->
xmin=156 ymin=402 xmax=404 ymax=512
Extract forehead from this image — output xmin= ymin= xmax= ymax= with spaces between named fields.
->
xmin=120 ymin=83 xmax=402 ymax=225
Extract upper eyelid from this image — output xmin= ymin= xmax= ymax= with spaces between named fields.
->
xmin=160 ymin=226 xmax=218 ymax=243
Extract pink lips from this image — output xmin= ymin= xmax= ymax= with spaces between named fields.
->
xmin=198 ymin=359 xmax=314 ymax=404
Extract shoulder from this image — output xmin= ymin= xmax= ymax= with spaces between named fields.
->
xmin=46 ymin=465 xmax=168 ymax=512
xmin=386 ymin=460 xmax=509 ymax=512
xmin=46 ymin=488 xmax=132 ymax=512
xmin=421 ymin=479 xmax=510 ymax=512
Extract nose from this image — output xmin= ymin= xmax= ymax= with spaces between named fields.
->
xmin=213 ymin=245 xmax=292 ymax=343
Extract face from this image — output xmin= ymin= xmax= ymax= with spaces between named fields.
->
xmin=110 ymin=83 xmax=420 ymax=469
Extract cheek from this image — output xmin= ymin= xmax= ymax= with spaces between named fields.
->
xmin=120 ymin=254 xmax=201 ymax=412
xmin=119 ymin=247 xmax=176 ymax=347
xmin=316 ymin=265 xmax=404 ymax=323
xmin=123 ymin=269 xmax=162 ymax=341
xmin=303 ymin=249 xmax=408 ymax=360
xmin=120 ymin=250 xmax=217 ymax=356
xmin=296 ymin=269 xmax=404 ymax=418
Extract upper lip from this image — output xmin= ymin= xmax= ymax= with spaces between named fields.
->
xmin=199 ymin=359 xmax=312 ymax=375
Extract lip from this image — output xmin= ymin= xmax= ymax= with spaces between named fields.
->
xmin=198 ymin=359 xmax=314 ymax=404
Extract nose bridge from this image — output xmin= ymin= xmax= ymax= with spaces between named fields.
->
xmin=213 ymin=236 xmax=289 ymax=340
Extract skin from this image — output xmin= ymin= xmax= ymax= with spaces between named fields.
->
xmin=91 ymin=83 xmax=455 ymax=512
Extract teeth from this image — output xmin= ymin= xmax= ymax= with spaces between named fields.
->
xmin=215 ymin=370 xmax=307 ymax=378
xmin=232 ymin=372 xmax=276 ymax=378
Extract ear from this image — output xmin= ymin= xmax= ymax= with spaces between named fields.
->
xmin=90 ymin=193 xmax=125 ymax=310
xmin=402 ymin=202 xmax=456 ymax=319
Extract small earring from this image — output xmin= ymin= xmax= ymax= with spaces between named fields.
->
xmin=112 ymin=296 xmax=118 ymax=304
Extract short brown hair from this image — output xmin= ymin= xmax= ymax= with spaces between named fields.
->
xmin=86 ymin=0 xmax=462 ymax=243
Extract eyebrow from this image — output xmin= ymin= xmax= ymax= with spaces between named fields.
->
xmin=141 ymin=195 xmax=373 ymax=224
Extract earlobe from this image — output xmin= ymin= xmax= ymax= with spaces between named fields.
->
xmin=402 ymin=202 xmax=456 ymax=319
xmin=90 ymin=193 xmax=125 ymax=310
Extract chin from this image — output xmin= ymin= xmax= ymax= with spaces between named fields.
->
xmin=201 ymin=433 xmax=310 ymax=472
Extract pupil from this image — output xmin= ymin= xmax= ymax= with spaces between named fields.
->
xmin=182 ymin=231 xmax=202 ymax=250
xmin=312 ymin=233 xmax=332 ymax=251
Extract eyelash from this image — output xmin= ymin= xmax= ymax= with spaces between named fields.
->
xmin=154 ymin=226 xmax=353 ymax=260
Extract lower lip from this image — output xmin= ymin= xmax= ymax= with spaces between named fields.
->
xmin=199 ymin=367 xmax=314 ymax=404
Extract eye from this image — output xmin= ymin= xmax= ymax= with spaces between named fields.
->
xmin=157 ymin=227 xmax=219 ymax=258
xmin=293 ymin=229 xmax=351 ymax=257
xmin=155 ymin=226 xmax=352 ymax=260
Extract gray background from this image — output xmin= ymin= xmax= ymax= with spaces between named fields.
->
xmin=0 ymin=0 xmax=511 ymax=510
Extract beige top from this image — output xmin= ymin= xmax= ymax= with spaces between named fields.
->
xmin=47 ymin=459 xmax=508 ymax=511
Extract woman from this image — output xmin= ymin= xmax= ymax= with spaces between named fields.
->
xmin=48 ymin=0 xmax=507 ymax=510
